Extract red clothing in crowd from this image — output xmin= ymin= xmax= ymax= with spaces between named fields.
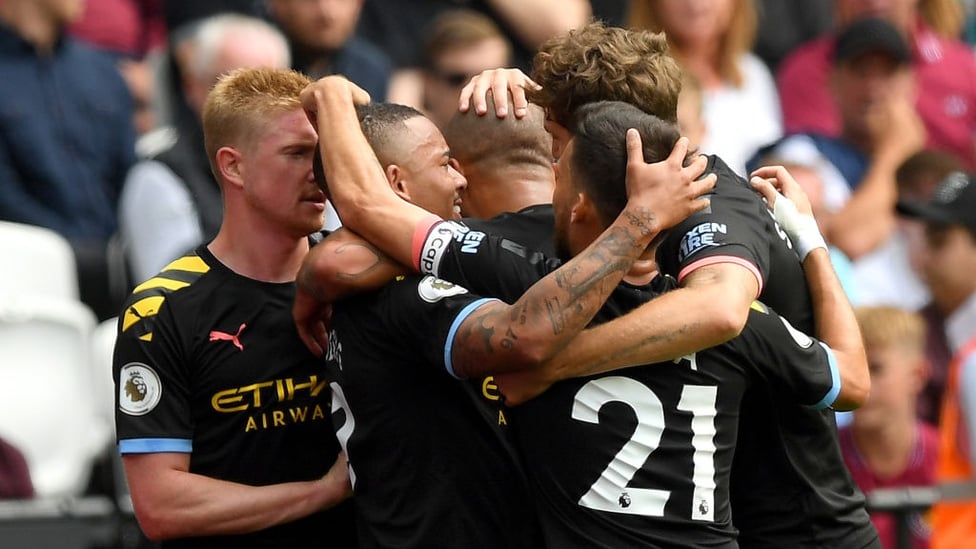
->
xmin=839 ymin=422 xmax=938 ymax=549
xmin=777 ymin=18 xmax=976 ymax=170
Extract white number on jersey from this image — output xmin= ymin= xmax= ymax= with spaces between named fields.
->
xmin=330 ymin=382 xmax=357 ymax=487
xmin=572 ymin=375 xmax=718 ymax=520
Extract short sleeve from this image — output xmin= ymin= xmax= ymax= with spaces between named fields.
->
xmin=376 ymin=276 xmax=501 ymax=379
xmin=113 ymin=298 xmax=194 ymax=454
xmin=655 ymin=163 xmax=773 ymax=293
xmin=735 ymin=304 xmax=839 ymax=409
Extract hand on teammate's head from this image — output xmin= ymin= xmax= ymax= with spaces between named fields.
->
xmin=300 ymin=75 xmax=372 ymax=132
xmin=750 ymin=165 xmax=813 ymax=217
xmin=457 ymin=68 xmax=540 ymax=119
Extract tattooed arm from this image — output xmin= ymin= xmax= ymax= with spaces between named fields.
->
xmin=448 ymin=131 xmax=715 ymax=378
xmin=449 ymin=196 xmax=660 ymax=378
xmin=495 ymin=263 xmax=759 ymax=403
xmin=294 ymin=228 xmax=407 ymax=355
xmin=299 ymin=228 xmax=406 ymax=303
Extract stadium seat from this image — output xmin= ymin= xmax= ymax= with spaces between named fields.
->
xmin=0 ymin=296 xmax=111 ymax=497
xmin=0 ymin=221 xmax=79 ymax=300
xmin=90 ymin=317 xmax=120 ymax=436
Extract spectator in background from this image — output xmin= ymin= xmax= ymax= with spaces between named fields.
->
xmin=267 ymin=0 xmax=390 ymax=101
xmin=676 ymin=70 xmax=708 ymax=152
xmin=0 ymin=0 xmax=136 ymax=321
xmin=68 ymin=0 xmax=166 ymax=136
xmin=751 ymin=18 xmax=926 ymax=307
xmin=896 ymin=173 xmax=976 ymax=549
xmin=358 ymin=0 xmax=589 ymax=108
xmin=422 ymin=10 xmax=512 ymax=130
xmin=119 ymin=14 xmax=291 ymax=286
xmin=895 ymin=151 xmax=963 ymax=425
xmin=68 ymin=0 xmax=166 ymax=58
xmin=851 ymin=150 xmax=961 ymax=315
xmin=840 ymin=306 xmax=937 ymax=549
xmin=628 ymin=0 xmax=782 ymax=176
xmin=778 ymin=0 xmax=976 ymax=169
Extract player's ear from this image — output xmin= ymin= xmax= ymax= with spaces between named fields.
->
xmin=386 ymin=163 xmax=411 ymax=201
xmin=569 ymin=191 xmax=589 ymax=224
xmin=216 ymin=146 xmax=244 ymax=190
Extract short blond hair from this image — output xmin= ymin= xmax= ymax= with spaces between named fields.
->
xmin=854 ymin=306 xmax=925 ymax=353
xmin=627 ymin=0 xmax=757 ymax=88
xmin=202 ymin=67 xmax=313 ymax=179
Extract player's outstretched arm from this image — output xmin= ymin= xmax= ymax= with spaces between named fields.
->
xmin=301 ymin=76 xmax=438 ymax=270
xmin=295 ymin=228 xmax=407 ymax=355
xmin=123 ymin=451 xmax=350 ymax=541
xmin=751 ymin=165 xmax=869 ymax=410
xmin=450 ymin=131 xmax=714 ymax=379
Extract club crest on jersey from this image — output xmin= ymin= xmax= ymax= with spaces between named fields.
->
xmin=119 ymin=362 xmax=162 ymax=416
xmin=780 ymin=317 xmax=814 ymax=348
xmin=417 ymin=275 xmax=468 ymax=303
xmin=678 ymin=222 xmax=727 ymax=262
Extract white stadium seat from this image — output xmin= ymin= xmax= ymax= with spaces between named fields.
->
xmin=0 ymin=221 xmax=79 ymax=300
xmin=0 ymin=296 xmax=110 ymax=497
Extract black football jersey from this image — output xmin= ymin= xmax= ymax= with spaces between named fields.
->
xmin=656 ymin=155 xmax=814 ymax=333
xmin=326 ymin=275 xmax=542 ymax=549
xmin=113 ymin=246 xmax=356 ymax=548
xmin=653 ymin=156 xmax=877 ymax=547
xmin=463 ymin=204 xmax=556 ymax=257
xmin=417 ymin=223 xmax=849 ymax=548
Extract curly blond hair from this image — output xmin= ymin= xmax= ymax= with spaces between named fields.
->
xmin=528 ymin=21 xmax=682 ymax=129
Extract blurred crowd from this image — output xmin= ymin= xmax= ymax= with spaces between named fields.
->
xmin=2 ymin=1 xmax=976 ymax=548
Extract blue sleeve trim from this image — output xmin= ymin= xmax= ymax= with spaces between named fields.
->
xmin=444 ymin=298 xmax=499 ymax=380
xmin=811 ymin=342 xmax=841 ymax=410
xmin=119 ymin=438 xmax=192 ymax=454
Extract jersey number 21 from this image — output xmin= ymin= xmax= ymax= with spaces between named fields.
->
xmin=573 ymin=376 xmax=718 ymax=521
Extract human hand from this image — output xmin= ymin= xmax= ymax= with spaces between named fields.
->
xmin=300 ymin=76 xmax=371 ymax=132
xmin=457 ymin=68 xmax=541 ymax=118
xmin=316 ymin=451 xmax=353 ymax=510
xmin=868 ymin=96 xmax=925 ymax=163
xmin=624 ymin=131 xmax=715 ymax=234
xmin=293 ymin=283 xmax=332 ymax=357
xmin=493 ymin=369 xmax=553 ymax=406
xmin=750 ymin=165 xmax=826 ymax=260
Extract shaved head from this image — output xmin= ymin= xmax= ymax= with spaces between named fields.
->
xmin=443 ymin=90 xmax=552 ymax=172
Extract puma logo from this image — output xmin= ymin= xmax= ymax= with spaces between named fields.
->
xmin=209 ymin=323 xmax=246 ymax=351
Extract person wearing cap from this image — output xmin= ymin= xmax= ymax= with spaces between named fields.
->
xmin=897 ymin=172 xmax=976 ymax=549
xmin=778 ymin=0 xmax=976 ymax=170
xmin=749 ymin=17 xmax=928 ymax=311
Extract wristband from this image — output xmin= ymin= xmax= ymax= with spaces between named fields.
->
xmin=773 ymin=195 xmax=827 ymax=261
